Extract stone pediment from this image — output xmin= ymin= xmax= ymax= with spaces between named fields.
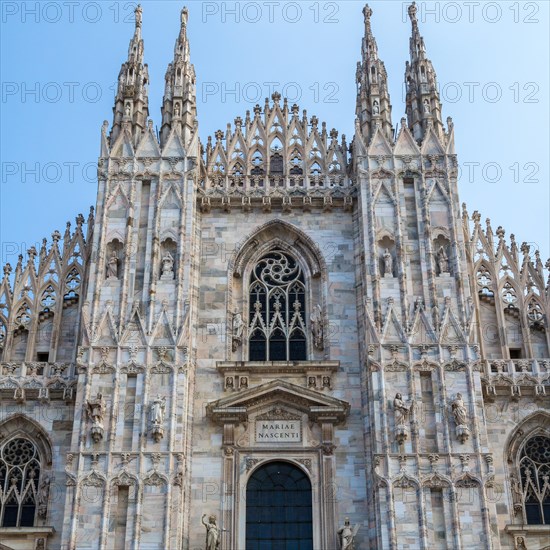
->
xmin=206 ymin=378 xmax=349 ymax=424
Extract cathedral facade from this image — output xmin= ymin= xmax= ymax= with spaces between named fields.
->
xmin=0 ymin=4 xmax=549 ymax=550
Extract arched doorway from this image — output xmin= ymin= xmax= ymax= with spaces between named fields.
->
xmin=246 ymin=461 xmax=313 ymax=550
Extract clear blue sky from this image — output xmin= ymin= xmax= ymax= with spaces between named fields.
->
xmin=1 ymin=1 xmax=549 ymax=266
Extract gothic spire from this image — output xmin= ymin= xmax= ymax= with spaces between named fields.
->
xmin=404 ymin=2 xmax=444 ymax=142
xmin=356 ymin=5 xmax=393 ymax=145
xmin=110 ymin=4 xmax=150 ymax=147
xmin=160 ymin=7 xmax=197 ymax=148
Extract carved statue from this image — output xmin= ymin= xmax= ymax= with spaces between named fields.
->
xmin=233 ymin=311 xmax=244 ymax=340
xmin=423 ymin=99 xmax=431 ymax=114
xmin=372 ymin=100 xmax=380 ymax=115
xmin=134 ymin=4 xmax=142 ymax=27
xmin=437 ymin=246 xmax=449 ymax=274
xmin=125 ymin=103 xmax=131 ymax=117
xmin=150 ymin=395 xmax=166 ymax=425
xmin=87 ymin=393 xmax=106 ymax=443
xmin=37 ymin=475 xmax=50 ymax=517
xmin=451 ymin=393 xmax=468 ymax=426
xmin=149 ymin=395 xmax=166 ymax=442
xmin=310 ymin=304 xmax=323 ymax=349
xmin=107 ymin=251 xmax=119 ymax=279
xmin=87 ymin=393 xmax=105 ymax=427
xmin=510 ymin=473 xmax=523 ymax=512
xmin=515 ymin=536 xmax=527 ymax=550
xmin=174 ymin=102 xmax=181 ymax=117
xmin=383 ymin=249 xmax=393 ymax=277
xmin=202 ymin=514 xmax=220 ymax=550
xmin=232 ymin=310 xmax=244 ymax=351
xmin=161 ymin=251 xmax=174 ymax=279
xmin=393 ymin=393 xmax=410 ymax=426
xmin=337 ymin=517 xmax=359 ymax=550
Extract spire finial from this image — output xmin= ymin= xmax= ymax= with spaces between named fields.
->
xmin=363 ymin=4 xmax=372 ymax=30
xmin=135 ymin=4 xmax=143 ymax=28
xmin=408 ymin=2 xmax=418 ymax=25
xmin=181 ymin=6 xmax=188 ymax=27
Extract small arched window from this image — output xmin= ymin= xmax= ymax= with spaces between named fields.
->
xmin=0 ymin=437 xmax=41 ymax=527
xmin=248 ymin=251 xmax=307 ymax=361
xmin=518 ymin=435 xmax=550 ymax=524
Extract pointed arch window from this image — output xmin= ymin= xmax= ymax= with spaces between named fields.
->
xmin=248 ymin=251 xmax=307 ymax=361
xmin=517 ymin=435 xmax=550 ymax=524
xmin=0 ymin=437 xmax=41 ymax=527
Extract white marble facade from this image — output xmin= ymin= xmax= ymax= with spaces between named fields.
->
xmin=0 ymin=4 xmax=549 ymax=550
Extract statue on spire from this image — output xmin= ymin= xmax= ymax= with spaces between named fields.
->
xmin=135 ymin=4 xmax=143 ymax=28
xmin=408 ymin=2 xmax=418 ymax=25
xmin=181 ymin=6 xmax=188 ymax=27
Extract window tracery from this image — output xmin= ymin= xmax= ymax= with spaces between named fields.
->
xmin=248 ymin=251 xmax=307 ymax=361
xmin=64 ymin=268 xmax=81 ymax=300
xmin=0 ymin=437 xmax=41 ymax=527
xmin=476 ymin=266 xmax=494 ymax=298
xmin=517 ymin=435 xmax=550 ymax=524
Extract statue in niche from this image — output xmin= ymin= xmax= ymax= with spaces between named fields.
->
xmin=37 ymin=475 xmax=51 ymax=517
xmin=232 ymin=310 xmax=244 ymax=351
xmin=393 ymin=393 xmax=410 ymax=426
xmin=87 ymin=393 xmax=106 ymax=443
xmin=150 ymin=395 xmax=166 ymax=426
xmin=174 ymin=102 xmax=181 ymax=117
xmin=202 ymin=514 xmax=220 ymax=550
xmin=383 ymin=248 xmax=393 ymax=277
xmin=510 ymin=474 xmax=523 ymax=513
xmin=225 ymin=377 xmax=234 ymax=390
xmin=437 ymin=246 xmax=449 ymax=274
xmin=310 ymin=304 xmax=324 ymax=350
xmin=87 ymin=393 xmax=105 ymax=427
xmin=150 ymin=395 xmax=166 ymax=442
xmin=515 ymin=536 xmax=527 ymax=550
xmin=125 ymin=103 xmax=131 ymax=117
xmin=308 ymin=377 xmax=316 ymax=388
xmin=372 ymin=100 xmax=380 ymax=115
xmin=161 ymin=250 xmax=174 ymax=280
xmin=451 ymin=393 xmax=468 ymax=426
xmin=423 ymin=99 xmax=431 ymax=114
xmin=107 ymin=250 xmax=119 ymax=279
xmin=337 ymin=517 xmax=359 ymax=550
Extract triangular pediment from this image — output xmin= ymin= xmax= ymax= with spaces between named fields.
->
xmin=394 ymin=125 xmax=421 ymax=156
xmin=162 ymin=129 xmax=186 ymax=158
xmin=136 ymin=126 xmax=161 ymax=157
xmin=206 ymin=379 xmax=349 ymax=424
xmin=110 ymin=125 xmax=134 ymax=158
xmin=420 ymin=126 xmax=445 ymax=155
xmin=368 ymin=127 xmax=393 ymax=156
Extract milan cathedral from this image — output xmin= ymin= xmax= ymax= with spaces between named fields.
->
xmin=0 ymin=4 xmax=548 ymax=550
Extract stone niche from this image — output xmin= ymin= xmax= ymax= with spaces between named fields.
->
xmin=205 ymin=378 xmax=350 ymax=550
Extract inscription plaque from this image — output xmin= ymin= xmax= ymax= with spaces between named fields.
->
xmin=254 ymin=408 xmax=302 ymax=442
xmin=255 ymin=420 xmax=302 ymax=442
